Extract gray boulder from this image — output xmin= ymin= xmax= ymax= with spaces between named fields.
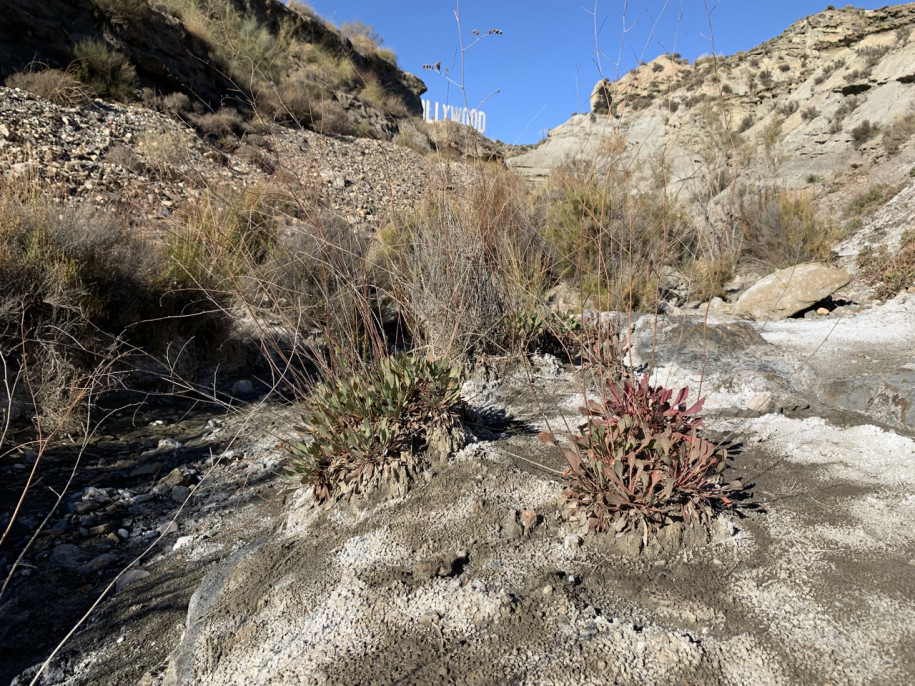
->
xmin=733 ymin=263 xmax=850 ymax=321
xmin=590 ymin=79 xmax=612 ymax=114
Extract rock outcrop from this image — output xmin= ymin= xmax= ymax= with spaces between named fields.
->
xmin=509 ymin=4 xmax=915 ymax=187
xmin=590 ymin=78 xmax=612 ymax=114
xmin=731 ymin=263 xmax=852 ymax=320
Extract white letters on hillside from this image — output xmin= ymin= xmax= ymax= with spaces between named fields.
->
xmin=421 ymin=100 xmax=486 ymax=134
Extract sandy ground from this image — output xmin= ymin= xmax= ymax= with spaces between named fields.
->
xmin=9 ymin=295 xmax=915 ymax=686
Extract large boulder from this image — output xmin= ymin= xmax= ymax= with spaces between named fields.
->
xmin=733 ymin=263 xmax=850 ymax=321
xmin=590 ymin=78 xmax=612 ymax=114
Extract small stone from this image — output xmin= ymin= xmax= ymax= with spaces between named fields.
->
xmin=232 ymin=379 xmax=253 ymax=395
xmin=542 ymin=585 xmax=554 ymax=596
xmin=49 ymin=544 xmax=89 ymax=571
xmin=520 ymin=509 xmax=538 ymax=531
xmin=115 ymin=569 xmax=151 ymax=592
xmin=129 ymin=462 xmax=161 ymax=478
xmin=84 ymin=553 xmax=119 ymax=573
xmin=158 ymin=468 xmax=187 ymax=488
xmin=75 ymin=500 xmax=103 ymax=515
xmin=157 ymin=438 xmax=182 ymax=452
xmin=89 ymin=523 xmax=113 ymax=536
xmin=173 ymin=535 xmax=194 ymax=551
xmin=816 ymin=307 xmax=830 ymax=315
xmin=171 ymin=485 xmax=191 ymax=503
xmin=564 ymin=534 xmax=583 ymax=549
xmin=747 ymin=392 xmax=774 ymax=413
xmin=159 ymin=522 xmax=179 ymax=536
xmin=117 ymin=528 xmax=129 ymax=540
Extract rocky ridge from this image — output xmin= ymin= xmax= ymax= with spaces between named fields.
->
xmin=509 ymin=4 xmax=915 ymax=199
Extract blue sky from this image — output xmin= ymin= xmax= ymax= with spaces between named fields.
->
xmin=299 ymin=1 xmax=891 ymax=144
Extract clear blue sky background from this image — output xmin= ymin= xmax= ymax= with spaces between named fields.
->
xmin=297 ymin=1 xmax=891 ymax=144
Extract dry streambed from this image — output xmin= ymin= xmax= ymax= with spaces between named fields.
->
xmin=10 ymin=295 xmax=915 ymax=685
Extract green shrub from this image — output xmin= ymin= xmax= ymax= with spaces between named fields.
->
xmin=847 ymin=183 xmax=903 ymax=216
xmin=851 ymin=119 xmax=878 ymax=149
xmin=540 ymin=375 xmax=734 ymax=536
xmin=4 ymin=66 xmax=90 ymax=106
xmin=91 ymin=0 xmax=148 ymax=23
xmin=72 ymin=39 xmax=137 ymax=101
xmin=288 ymin=354 xmax=465 ymax=502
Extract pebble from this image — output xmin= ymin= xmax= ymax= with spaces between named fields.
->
xmin=115 ymin=569 xmax=151 ymax=592
xmin=564 ymin=534 xmax=583 ymax=549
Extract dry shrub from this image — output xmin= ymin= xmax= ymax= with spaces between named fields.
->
xmin=188 ymin=107 xmax=248 ymax=138
xmin=737 ymin=189 xmax=842 ymax=268
xmin=4 ymin=66 xmax=90 ymax=106
xmin=104 ymin=144 xmax=141 ymax=171
xmin=0 ymin=181 xmax=219 ymax=426
xmin=882 ymin=114 xmax=915 ymax=155
xmin=72 ymin=38 xmax=137 ymax=101
xmin=137 ymin=127 xmax=192 ymax=176
xmin=543 ymin=160 xmax=698 ymax=311
xmin=168 ymin=184 xmax=386 ymax=386
xmin=387 ymin=171 xmax=549 ymax=360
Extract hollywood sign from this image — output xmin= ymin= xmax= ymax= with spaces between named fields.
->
xmin=422 ymin=100 xmax=487 ymax=134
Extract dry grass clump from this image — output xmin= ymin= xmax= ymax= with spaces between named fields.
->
xmin=341 ymin=21 xmax=398 ymax=65
xmin=737 ymin=189 xmax=842 ymax=268
xmin=543 ymin=160 xmax=699 ymax=311
xmin=0 ymin=181 xmax=220 ymax=426
xmin=136 ymin=127 xmax=192 ymax=176
xmin=384 ymin=170 xmax=551 ymax=361
xmin=91 ymin=0 xmax=149 ymax=24
xmin=858 ymin=230 xmax=915 ymax=299
xmin=4 ymin=66 xmax=90 ymax=106
xmin=882 ymin=113 xmax=915 ymax=155
xmin=360 ymin=79 xmax=411 ymax=118
xmin=72 ymin=39 xmax=137 ymax=101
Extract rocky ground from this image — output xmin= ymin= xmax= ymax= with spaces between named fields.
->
xmin=4 ymin=286 xmax=914 ymax=685
xmin=0 ymin=87 xmax=479 ymax=232
xmin=2 ymin=15 xmax=915 ymax=677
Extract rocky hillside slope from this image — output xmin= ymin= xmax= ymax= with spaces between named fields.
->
xmin=0 ymin=0 xmax=425 ymax=139
xmin=509 ymin=4 xmax=915 ymax=198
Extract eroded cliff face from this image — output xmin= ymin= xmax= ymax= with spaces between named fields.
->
xmin=509 ymin=4 xmax=915 ymax=196
xmin=0 ymin=0 xmax=425 ymax=120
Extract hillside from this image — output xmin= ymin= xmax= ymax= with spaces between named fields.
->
xmin=1 ymin=3 xmax=915 ymax=686
xmin=0 ymin=0 xmax=427 ymax=139
xmin=509 ymin=4 xmax=915 ymax=198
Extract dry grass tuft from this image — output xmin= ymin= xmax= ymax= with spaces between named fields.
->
xmin=4 ymin=66 xmax=91 ymax=106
